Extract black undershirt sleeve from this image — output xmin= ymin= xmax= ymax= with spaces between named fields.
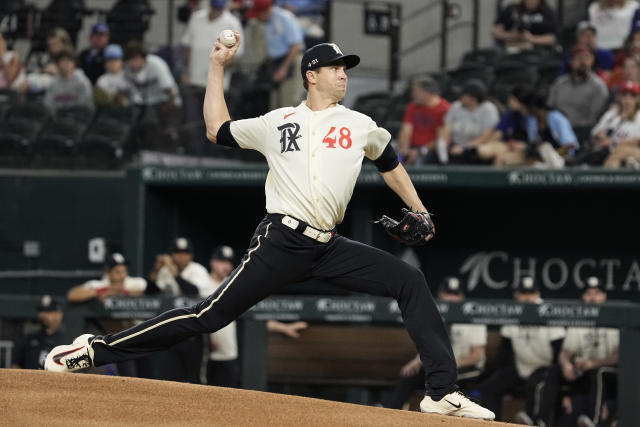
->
xmin=176 ymin=277 xmax=199 ymax=295
xmin=216 ymin=120 xmax=239 ymax=148
xmin=497 ymin=337 xmax=515 ymax=367
xmin=551 ymin=338 xmax=564 ymax=364
xmin=373 ymin=142 xmax=399 ymax=172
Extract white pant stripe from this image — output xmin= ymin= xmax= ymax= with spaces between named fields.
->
xmin=104 ymin=223 xmax=271 ymax=347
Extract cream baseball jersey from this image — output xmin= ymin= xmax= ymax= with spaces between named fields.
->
xmin=230 ymin=101 xmax=391 ymax=230
xmin=501 ymin=325 xmax=565 ymax=378
xmin=562 ymin=327 xmax=619 ymax=361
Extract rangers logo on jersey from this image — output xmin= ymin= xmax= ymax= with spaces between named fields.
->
xmin=277 ymin=122 xmax=301 ymax=153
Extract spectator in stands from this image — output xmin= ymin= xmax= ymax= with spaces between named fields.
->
xmin=247 ymin=0 xmax=305 ymax=109
xmin=589 ymin=80 xmax=640 ymax=168
xmin=181 ymin=0 xmax=244 ymax=147
xmin=276 ymin=0 xmax=328 ymax=46
xmin=560 ymin=22 xmax=614 ymax=82
xmin=547 ymin=43 xmax=609 ymax=131
xmin=147 ymin=237 xmax=211 ymax=384
xmin=0 ymin=32 xmax=26 ymax=90
xmin=556 ymin=277 xmax=619 ymax=427
xmin=24 ymin=27 xmax=74 ymax=93
xmin=77 ymin=22 xmax=110 ymax=85
xmin=397 ymin=75 xmax=450 ymax=165
xmin=613 ymin=28 xmax=640 ymax=69
xmin=67 ymin=253 xmax=146 ymax=303
xmin=12 ymin=295 xmax=65 ymax=370
xmin=608 ymin=56 xmax=640 ymax=95
xmin=95 ymin=44 xmax=131 ymax=106
xmin=438 ymin=79 xmax=499 ymax=165
xmin=491 ymin=0 xmax=558 ymax=53
xmin=479 ymin=86 xmax=532 ymax=166
xmin=588 ymin=0 xmax=639 ymax=51
xmin=124 ymin=41 xmax=182 ymax=109
xmin=386 ymin=276 xmax=487 ymax=409
xmin=479 ymin=276 xmax=565 ymax=425
xmin=43 ymin=49 xmax=94 ymax=115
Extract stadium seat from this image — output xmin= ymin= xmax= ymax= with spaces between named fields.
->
xmin=78 ymin=118 xmax=131 ymax=164
xmin=461 ymin=48 xmax=505 ymax=68
xmin=490 ymin=61 xmax=539 ymax=105
xmin=56 ymin=105 xmax=95 ymax=123
xmin=8 ymin=101 xmax=50 ymax=122
xmin=352 ymin=92 xmax=392 ymax=125
xmin=106 ymin=0 xmax=155 ymax=46
xmin=33 ymin=118 xmax=86 ymax=153
xmin=37 ymin=0 xmax=87 ymax=45
xmin=96 ymin=105 xmax=140 ymax=127
xmin=535 ymin=59 xmax=563 ymax=94
xmin=0 ymin=117 xmax=43 ymax=152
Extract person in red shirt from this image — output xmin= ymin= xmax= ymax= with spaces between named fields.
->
xmin=398 ymin=75 xmax=450 ymax=165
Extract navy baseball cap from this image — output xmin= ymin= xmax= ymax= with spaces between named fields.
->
xmin=211 ymin=245 xmax=235 ymax=264
xmin=301 ymin=43 xmax=360 ymax=78
xmin=439 ymin=276 xmax=463 ymax=295
xmin=104 ymin=44 xmax=123 ymax=60
xmin=170 ymin=237 xmax=194 ymax=254
xmin=211 ymin=0 xmax=227 ymax=8
xmin=37 ymin=295 xmax=62 ymax=311
xmin=91 ymin=22 xmax=109 ymax=34
xmin=105 ymin=252 xmax=128 ymax=270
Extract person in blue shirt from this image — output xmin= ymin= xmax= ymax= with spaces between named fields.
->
xmin=247 ymin=0 xmax=305 ymax=109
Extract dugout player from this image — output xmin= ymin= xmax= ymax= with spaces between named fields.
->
xmin=45 ymin=34 xmax=494 ymax=420
xmin=13 ymin=295 xmax=65 ymax=369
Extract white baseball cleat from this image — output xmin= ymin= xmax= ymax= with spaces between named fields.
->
xmin=44 ymin=334 xmax=95 ymax=373
xmin=420 ymin=391 xmax=495 ymax=420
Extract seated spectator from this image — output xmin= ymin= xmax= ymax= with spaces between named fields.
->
xmin=397 ymin=75 xmax=450 ymax=165
xmin=479 ymin=277 xmax=565 ymax=425
xmin=276 ymin=0 xmax=328 ymax=46
xmin=67 ymin=253 xmax=146 ymax=303
xmin=385 ymin=276 xmax=487 ymax=410
xmin=43 ymin=49 xmax=94 ymax=115
xmin=124 ymin=41 xmax=182 ymax=109
xmin=438 ymin=79 xmax=500 ymax=164
xmin=589 ymin=80 xmax=640 ymax=167
xmin=557 ymin=277 xmax=619 ymax=427
xmin=0 ymin=32 xmax=26 ymax=90
xmin=589 ymin=0 xmax=639 ymax=50
xmin=24 ymin=27 xmax=74 ymax=93
xmin=95 ymin=44 xmax=131 ymax=106
xmin=491 ymin=0 xmax=558 ymax=53
xmin=78 ymin=22 xmax=110 ymax=85
xmin=609 ymin=57 xmax=640 ymax=97
xmin=560 ymin=21 xmax=614 ymax=82
xmin=525 ymin=94 xmax=579 ymax=167
xmin=12 ymin=295 xmax=65 ymax=370
xmin=548 ymin=43 xmax=609 ymax=130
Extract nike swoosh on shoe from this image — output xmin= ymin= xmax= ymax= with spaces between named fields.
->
xmin=52 ymin=346 xmax=85 ymax=365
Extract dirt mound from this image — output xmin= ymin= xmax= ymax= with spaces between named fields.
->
xmin=0 ymin=369 xmax=518 ymax=426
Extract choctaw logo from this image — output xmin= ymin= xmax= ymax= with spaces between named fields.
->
xmin=317 ymin=298 xmax=376 ymax=313
xmin=537 ymin=303 xmax=600 ymax=318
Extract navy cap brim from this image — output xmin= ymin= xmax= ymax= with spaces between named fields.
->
xmin=333 ymin=54 xmax=360 ymax=70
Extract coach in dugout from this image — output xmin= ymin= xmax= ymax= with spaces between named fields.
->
xmin=12 ymin=295 xmax=65 ymax=370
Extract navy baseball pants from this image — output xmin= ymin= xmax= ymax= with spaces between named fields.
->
xmin=91 ymin=215 xmax=458 ymax=398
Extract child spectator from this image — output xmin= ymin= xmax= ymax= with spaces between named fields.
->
xmin=95 ymin=44 xmax=130 ymax=106
xmin=397 ymin=75 xmax=450 ymax=165
xmin=43 ymin=49 xmax=94 ymax=115
xmin=588 ymin=0 xmax=640 ymax=50
xmin=492 ymin=0 xmax=558 ymax=53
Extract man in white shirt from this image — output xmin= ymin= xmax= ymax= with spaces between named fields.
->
xmin=386 ymin=276 xmax=488 ymax=409
xmin=181 ymin=0 xmax=244 ymax=149
xmin=479 ymin=276 xmax=565 ymax=425
xmin=45 ymin=37 xmax=494 ymax=421
xmin=557 ymin=277 xmax=619 ymax=427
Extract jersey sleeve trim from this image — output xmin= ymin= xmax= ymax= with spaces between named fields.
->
xmin=216 ymin=120 xmax=239 ymax=148
xmin=373 ymin=142 xmax=399 ymax=172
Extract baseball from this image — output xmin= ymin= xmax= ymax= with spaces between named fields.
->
xmin=219 ymin=30 xmax=236 ymax=48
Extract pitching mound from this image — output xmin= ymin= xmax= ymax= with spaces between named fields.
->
xmin=1 ymin=369 xmax=519 ymax=426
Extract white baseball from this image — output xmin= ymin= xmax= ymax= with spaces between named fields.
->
xmin=219 ymin=30 xmax=236 ymax=48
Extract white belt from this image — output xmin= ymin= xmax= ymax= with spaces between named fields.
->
xmin=281 ymin=215 xmax=334 ymax=243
